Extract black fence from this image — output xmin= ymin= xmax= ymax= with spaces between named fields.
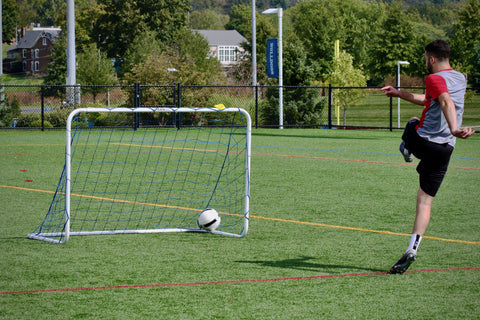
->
xmin=1 ymin=84 xmax=479 ymax=131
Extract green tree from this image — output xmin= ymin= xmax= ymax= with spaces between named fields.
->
xmin=36 ymin=0 xmax=64 ymax=26
xmin=262 ymin=39 xmax=325 ymax=126
xmin=367 ymin=1 xmax=418 ymax=83
xmin=93 ymin=0 xmax=190 ymax=64
xmin=2 ymin=0 xmax=19 ymax=44
xmin=120 ymin=31 xmax=165 ymax=78
xmin=289 ymin=0 xmax=382 ymax=79
xmin=450 ymin=0 xmax=480 ymax=77
xmin=123 ymin=29 xmax=223 ymax=86
xmin=189 ymin=9 xmax=229 ymax=29
xmin=122 ymin=29 xmax=225 ymax=106
xmin=0 ymin=95 xmax=21 ymax=127
xmin=76 ymin=43 xmax=118 ymax=103
xmin=328 ymin=50 xmax=367 ymax=126
xmin=225 ymin=4 xmax=275 ymax=84
xmin=283 ymin=39 xmax=325 ymax=125
xmin=469 ymin=41 xmax=480 ymax=88
xmin=44 ymin=33 xmax=67 ymax=96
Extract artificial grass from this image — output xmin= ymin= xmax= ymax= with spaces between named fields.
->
xmin=1 ymin=128 xmax=479 ymax=319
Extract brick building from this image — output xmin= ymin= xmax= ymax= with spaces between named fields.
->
xmin=3 ymin=27 xmax=61 ymax=75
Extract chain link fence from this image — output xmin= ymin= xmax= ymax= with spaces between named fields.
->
xmin=1 ymin=84 xmax=479 ymax=130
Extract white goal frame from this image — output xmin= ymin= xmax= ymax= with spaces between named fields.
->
xmin=28 ymin=107 xmax=251 ymax=243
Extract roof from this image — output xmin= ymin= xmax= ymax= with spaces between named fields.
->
xmin=194 ymin=30 xmax=248 ymax=46
xmin=8 ymin=28 xmax=61 ymax=51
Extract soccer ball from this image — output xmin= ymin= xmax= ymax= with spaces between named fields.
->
xmin=197 ymin=208 xmax=221 ymax=231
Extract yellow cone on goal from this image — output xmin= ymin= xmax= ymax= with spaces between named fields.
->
xmin=214 ymin=104 xmax=226 ymax=110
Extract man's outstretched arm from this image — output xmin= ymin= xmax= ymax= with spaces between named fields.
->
xmin=380 ymin=86 xmax=425 ymax=106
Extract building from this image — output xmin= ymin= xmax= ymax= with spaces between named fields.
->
xmin=194 ymin=30 xmax=248 ymax=68
xmin=3 ymin=27 xmax=61 ymax=75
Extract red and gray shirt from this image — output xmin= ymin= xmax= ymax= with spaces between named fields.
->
xmin=416 ymin=69 xmax=467 ymax=147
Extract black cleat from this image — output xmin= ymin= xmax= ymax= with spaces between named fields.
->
xmin=389 ymin=249 xmax=417 ymax=274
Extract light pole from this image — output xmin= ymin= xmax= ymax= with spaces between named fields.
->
xmin=66 ymin=0 xmax=76 ymax=106
xmin=262 ymin=8 xmax=283 ymax=129
xmin=251 ymin=0 xmax=256 ymax=87
xmin=397 ymin=61 xmax=410 ymax=128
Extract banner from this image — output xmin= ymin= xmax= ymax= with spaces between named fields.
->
xmin=266 ymin=38 xmax=279 ymax=78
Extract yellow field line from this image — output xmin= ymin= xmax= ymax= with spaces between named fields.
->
xmin=0 ymin=185 xmax=201 ymax=213
xmin=248 ymin=215 xmax=480 ymax=245
xmin=2 ymin=184 xmax=479 ymax=246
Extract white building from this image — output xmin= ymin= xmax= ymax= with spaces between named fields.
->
xmin=194 ymin=30 xmax=248 ymax=68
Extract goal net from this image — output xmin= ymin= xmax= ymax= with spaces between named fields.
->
xmin=28 ymin=107 xmax=251 ymax=243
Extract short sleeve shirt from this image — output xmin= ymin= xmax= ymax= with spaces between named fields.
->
xmin=416 ymin=69 xmax=466 ymax=147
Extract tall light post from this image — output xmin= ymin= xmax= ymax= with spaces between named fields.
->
xmin=0 ymin=0 xmax=4 ymax=107
xmin=251 ymin=0 xmax=256 ymax=87
xmin=66 ymin=0 xmax=76 ymax=105
xmin=262 ymin=8 xmax=283 ymax=129
xmin=397 ymin=61 xmax=410 ymax=128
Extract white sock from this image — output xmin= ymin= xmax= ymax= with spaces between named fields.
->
xmin=406 ymin=234 xmax=422 ymax=253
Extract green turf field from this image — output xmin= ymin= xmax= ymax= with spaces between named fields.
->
xmin=1 ymin=128 xmax=479 ymax=319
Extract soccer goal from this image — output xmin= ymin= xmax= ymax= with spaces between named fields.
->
xmin=28 ymin=107 xmax=251 ymax=244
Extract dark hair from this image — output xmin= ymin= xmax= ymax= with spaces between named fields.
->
xmin=425 ymin=39 xmax=450 ymax=60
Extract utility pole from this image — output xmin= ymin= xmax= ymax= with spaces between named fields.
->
xmin=66 ymin=0 xmax=77 ymax=106
xmin=0 ymin=0 xmax=5 ymax=108
xmin=251 ymin=0 xmax=256 ymax=87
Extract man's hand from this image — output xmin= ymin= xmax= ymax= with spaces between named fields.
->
xmin=380 ymin=86 xmax=400 ymax=97
xmin=452 ymin=127 xmax=475 ymax=139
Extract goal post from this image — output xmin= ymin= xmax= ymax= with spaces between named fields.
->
xmin=28 ymin=107 xmax=251 ymax=244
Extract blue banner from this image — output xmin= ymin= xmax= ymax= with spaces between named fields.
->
xmin=266 ymin=38 xmax=279 ymax=78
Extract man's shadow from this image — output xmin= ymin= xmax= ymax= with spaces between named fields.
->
xmin=236 ymin=255 xmax=385 ymax=273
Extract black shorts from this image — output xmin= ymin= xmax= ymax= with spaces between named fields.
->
xmin=402 ymin=119 xmax=454 ymax=197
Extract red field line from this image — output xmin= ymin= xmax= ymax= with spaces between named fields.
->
xmin=2 ymin=267 xmax=479 ymax=295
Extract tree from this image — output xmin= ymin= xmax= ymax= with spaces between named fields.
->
xmin=367 ymin=1 xmax=418 ymax=83
xmin=93 ymin=0 xmax=190 ymax=64
xmin=225 ymin=4 xmax=275 ymax=84
xmin=123 ymin=29 xmax=223 ymax=86
xmin=283 ymin=39 xmax=325 ymax=125
xmin=2 ymin=0 xmax=19 ymax=44
xmin=189 ymin=9 xmax=229 ymax=29
xmin=450 ymin=0 xmax=480 ymax=78
xmin=35 ymin=0 xmax=64 ymax=26
xmin=76 ymin=43 xmax=118 ymax=103
xmin=122 ymin=29 xmax=225 ymax=106
xmin=262 ymin=39 xmax=325 ymax=126
xmin=0 ymin=95 xmax=21 ymax=127
xmin=44 ymin=33 xmax=67 ymax=96
xmin=289 ymin=0 xmax=382 ymax=79
xmin=469 ymin=41 xmax=480 ymax=88
xmin=328 ymin=50 xmax=367 ymax=126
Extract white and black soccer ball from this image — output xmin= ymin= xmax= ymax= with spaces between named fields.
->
xmin=197 ymin=208 xmax=221 ymax=231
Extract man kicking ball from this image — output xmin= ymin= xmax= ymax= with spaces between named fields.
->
xmin=381 ymin=39 xmax=474 ymax=274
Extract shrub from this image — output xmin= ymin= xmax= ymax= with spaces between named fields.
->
xmin=45 ymin=108 xmax=71 ymax=127
xmin=0 ymin=95 xmax=21 ymax=127
xmin=16 ymin=113 xmax=41 ymax=128
xmin=31 ymin=120 xmax=53 ymax=128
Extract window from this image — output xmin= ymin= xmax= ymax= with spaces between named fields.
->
xmin=42 ymin=38 xmax=47 ymax=46
xmin=35 ymin=49 xmax=40 ymax=58
xmin=35 ymin=61 xmax=40 ymax=72
xmin=218 ymin=46 xmax=237 ymax=63
xmin=31 ymin=49 xmax=34 ymax=59
xmin=22 ymin=61 xmax=27 ymax=71
xmin=22 ymin=49 xmax=27 ymax=58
